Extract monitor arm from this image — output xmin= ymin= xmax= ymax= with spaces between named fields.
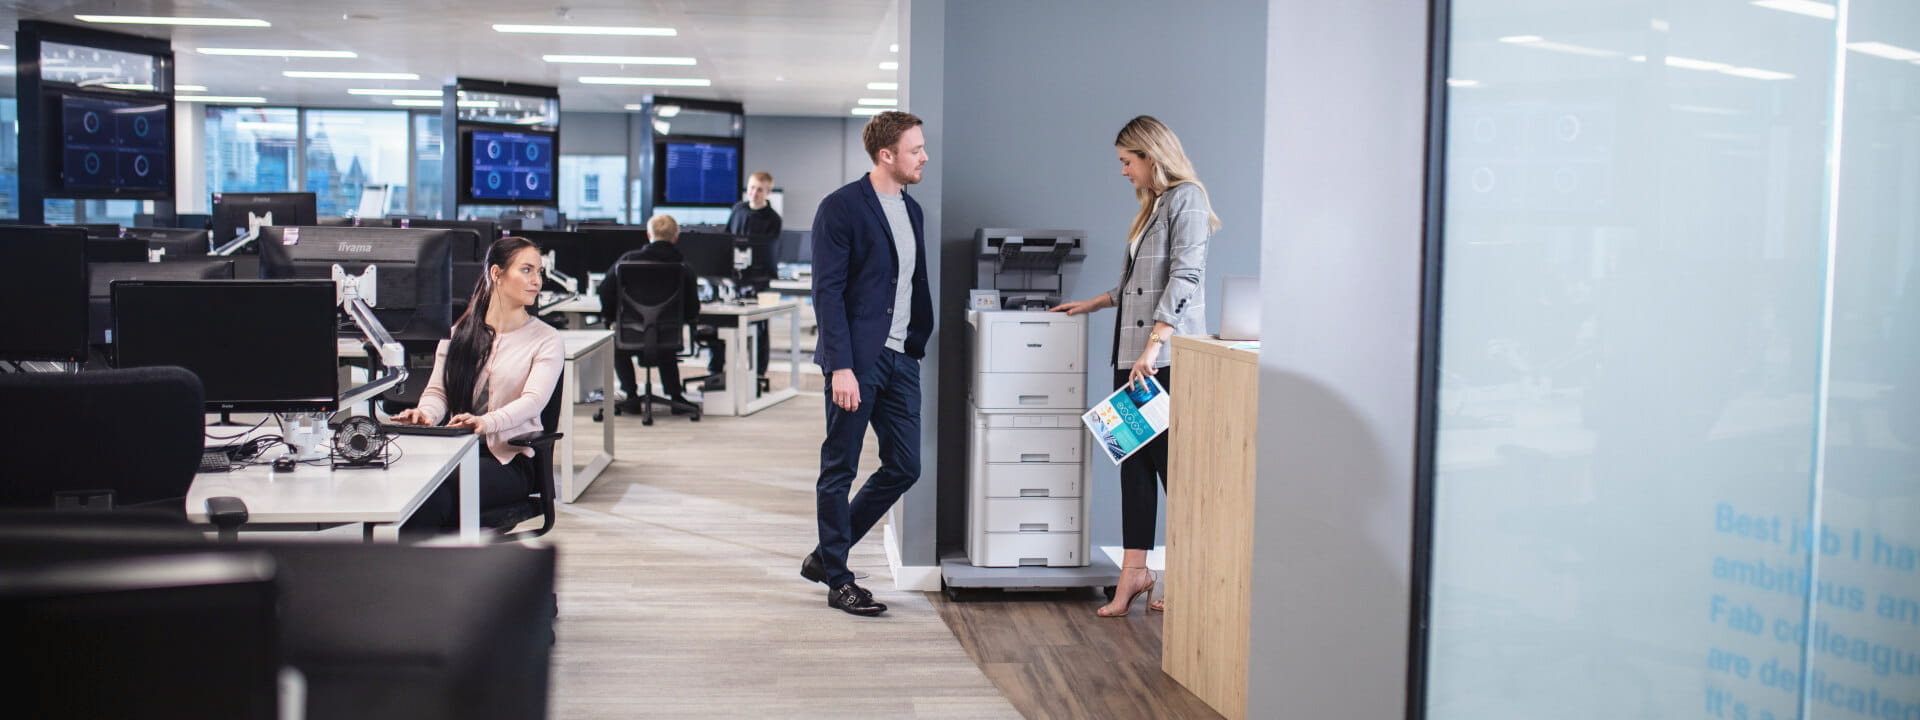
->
xmin=274 ymin=264 xmax=407 ymax=463
xmin=542 ymin=249 xmax=579 ymax=294
xmin=333 ymin=264 xmax=406 ymax=410
xmin=210 ymin=212 xmax=276 ymax=257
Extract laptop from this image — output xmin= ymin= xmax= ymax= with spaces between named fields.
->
xmin=1216 ymin=276 xmax=1260 ymax=341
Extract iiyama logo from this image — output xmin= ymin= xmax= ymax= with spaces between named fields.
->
xmin=337 ymin=242 xmax=374 ymax=253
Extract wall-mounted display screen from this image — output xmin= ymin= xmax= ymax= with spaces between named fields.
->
xmin=59 ymin=94 xmax=169 ymax=193
xmin=466 ymin=129 xmax=555 ymax=202
xmin=657 ymin=140 xmax=741 ymax=207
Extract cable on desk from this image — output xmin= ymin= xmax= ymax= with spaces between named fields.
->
xmin=205 ymin=416 xmax=271 ymax=441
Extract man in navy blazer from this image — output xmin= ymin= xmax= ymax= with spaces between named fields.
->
xmin=798 ymin=111 xmax=934 ymax=616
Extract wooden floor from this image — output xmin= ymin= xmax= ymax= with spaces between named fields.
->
xmin=540 ymin=363 xmax=1220 ymax=719
xmin=930 ymin=588 xmax=1226 ymax=720
xmin=542 ymin=392 xmax=1019 ymax=719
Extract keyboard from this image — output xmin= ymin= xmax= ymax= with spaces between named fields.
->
xmin=199 ymin=449 xmax=233 ymax=473
xmin=379 ymin=423 xmax=474 ymax=438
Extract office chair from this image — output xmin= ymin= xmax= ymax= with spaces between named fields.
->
xmin=611 ymin=260 xmax=704 ymax=425
xmin=0 ymin=366 xmax=205 ymax=513
xmin=483 ymin=367 xmax=566 ymax=542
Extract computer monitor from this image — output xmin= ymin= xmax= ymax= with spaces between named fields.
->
xmin=174 ymin=213 xmax=212 ymax=230
xmin=257 ymin=226 xmax=454 ymax=342
xmin=124 ymin=227 xmax=213 ymax=258
xmin=652 ymin=138 xmax=743 ymax=208
xmin=516 ymin=230 xmax=594 ymax=291
xmin=460 ymin=127 xmax=557 ymax=205
xmin=211 ymin=192 xmax=318 ymax=246
xmin=777 ymin=230 xmax=812 ymax=265
xmin=576 ymin=227 xmax=653 ymax=272
xmin=88 ymin=260 xmax=235 ymax=345
xmin=85 ymin=237 xmax=149 ymax=262
xmin=0 ymin=225 xmax=89 ymax=362
xmin=54 ymin=93 xmax=172 ymax=199
xmin=451 ymin=261 xmax=486 ymax=318
xmin=678 ymin=231 xmax=738 ymax=280
xmin=112 ymin=280 xmax=339 ymax=413
xmin=389 ymin=218 xmax=495 ymax=262
xmin=62 ymin=223 xmax=123 ymax=239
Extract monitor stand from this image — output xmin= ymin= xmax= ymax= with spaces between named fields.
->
xmin=207 ymin=411 xmax=251 ymax=428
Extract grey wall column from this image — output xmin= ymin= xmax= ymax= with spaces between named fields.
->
xmin=1246 ymin=0 xmax=1433 ymax=717
xmin=891 ymin=0 xmax=944 ymax=568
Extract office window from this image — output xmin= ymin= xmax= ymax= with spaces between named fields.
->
xmin=204 ymin=107 xmax=298 ymax=195
xmin=559 ymin=155 xmax=626 ymax=222
xmin=302 ymin=110 xmax=408 ymax=218
xmin=413 ymin=113 xmax=443 ymax=217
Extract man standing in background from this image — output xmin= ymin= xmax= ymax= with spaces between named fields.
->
xmin=799 ymin=113 xmax=933 ymax=616
xmin=716 ymin=171 xmax=782 ymax=391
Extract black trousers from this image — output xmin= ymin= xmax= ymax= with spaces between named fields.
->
xmin=616 ymin=350 xmax=686 ymax=401
xmin=1115 ymin=367 xmax=1172 ymax=551
xmin=706 ymin=320 xmax=772 ymax=377
xmin=404 ymin=451 xmax=535 ymax=535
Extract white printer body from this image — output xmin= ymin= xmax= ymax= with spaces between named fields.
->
xmin=965 ymin=309 xmax=1090 ymax=567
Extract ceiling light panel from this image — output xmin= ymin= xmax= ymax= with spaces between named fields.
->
xmin=578 ymin=76 xmax=711 ymax=86
xmin=197 ymin=48 xmax=357 ymax=58
xmin=284 ymin=71 xmax=420 ymax=80
xmin=174 ymin=95 xmax=269 ymax=103
xmin=867 ymin=82 xmax=898 ymax=90
xmin=493 ymin=24 xmax=675 ymax=36
xmin=857 ymin=98 xmax=898 ymax=105
xmin=543 ymin=55 xmax=696 ymax=65
xmin=347 ymin=88 xmax=442 ymax=96
xmin=75 ymin=15 xmax=270 ymax=27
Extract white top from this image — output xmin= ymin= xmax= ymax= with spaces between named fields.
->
xmin=417 ymin=317 xmax=566 ymax=465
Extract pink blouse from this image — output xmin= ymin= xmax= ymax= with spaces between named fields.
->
xmin=415 ymin=317 xmax=566 ymax=465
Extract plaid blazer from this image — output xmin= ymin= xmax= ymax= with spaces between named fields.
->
xmin=1107 ymin=181 xmax=1212 ymax=368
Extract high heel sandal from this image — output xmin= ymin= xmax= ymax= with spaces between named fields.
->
xmin=1096 ymin=565 xmax=1155 ymax=617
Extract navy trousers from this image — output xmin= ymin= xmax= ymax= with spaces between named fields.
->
xmin=815 ymin=348 xmax=921 ymax=587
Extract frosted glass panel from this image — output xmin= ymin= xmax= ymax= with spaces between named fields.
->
xmin=1808 ymin=1 xmax=1920 ymax=717
xmin=1419 ymin=0 xmax=1915 ymax=717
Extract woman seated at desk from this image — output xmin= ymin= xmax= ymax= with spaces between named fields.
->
xmin=393 ymin=235 xmax=565 ymax=534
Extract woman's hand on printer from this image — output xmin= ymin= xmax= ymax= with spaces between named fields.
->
xmin=1050 ymin=293 xmax=1113 ymax=316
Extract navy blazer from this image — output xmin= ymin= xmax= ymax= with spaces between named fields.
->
xmin=810 ymin=174 xmax=934 ymax=376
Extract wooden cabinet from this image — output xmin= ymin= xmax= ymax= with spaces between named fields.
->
xmin=1163 ymin=335 xmax=1260 ymax=720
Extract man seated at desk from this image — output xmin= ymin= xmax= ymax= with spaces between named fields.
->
xmin=598 ymin=213 xmax=701 ymax=413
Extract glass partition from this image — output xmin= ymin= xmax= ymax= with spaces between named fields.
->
xmin=1423 ymin=0 xmax=1917 ymax=718
xmin=205 ymin=107 xmax=298 ymax=195
xmin=302 ymin=110 xmax=408 ymax=217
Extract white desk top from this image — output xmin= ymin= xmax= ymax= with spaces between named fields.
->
xmin=336 ymin=328 xmax=611 ymax=361
xmin=188 ymin=429 xmax=479 ymax=526
xmin=538 ymin=295 xmax=798 ymax=319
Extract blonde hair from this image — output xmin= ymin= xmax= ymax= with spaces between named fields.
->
xmin=1114 ymin=115 xmax=1221 ymax=244
xmin=748 ymin=170 xmax=774 ymax=186
xmin=647 ymin=213 xmax=680 ymax=243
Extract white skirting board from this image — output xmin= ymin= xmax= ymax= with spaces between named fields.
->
xmin=885 ymin=521 xmax=943 ymax=591
xmin=1098 ymin=545 xmax=1166 ymax=571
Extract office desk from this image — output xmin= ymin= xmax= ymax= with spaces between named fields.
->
xmin=1163 ymin=335 xmax=1260 ymax=720
xmin=188 ymin=429 xmax=482 ymax=543
xmin=768 ymin=278 xmax=812 ymax=295
xmin=535 ymin=296 xmax=803 ymax=417
xmin=336 ymin=330 xmax=616 ymax=503
xmin=698 ymin=301 xmax=801 ymax=416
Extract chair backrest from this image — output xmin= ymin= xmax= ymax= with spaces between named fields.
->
xmin=539 ymin=366 xmax=564 ymax=435
xmin=0 ymin=366 xmax=204 ymax=510
xmin=612 ymin=260 xmax=689 ymax=358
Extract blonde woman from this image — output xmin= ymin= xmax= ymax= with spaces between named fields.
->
xmin=1053 ymin=115 xmax=1218 ymax=617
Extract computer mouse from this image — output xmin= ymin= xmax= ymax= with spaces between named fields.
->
xmin=272 ymin=456 xmax=297 ymax=472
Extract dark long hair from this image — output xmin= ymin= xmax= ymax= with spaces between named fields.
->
xmin=444 ymin=235 xmax=540 ymax=416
